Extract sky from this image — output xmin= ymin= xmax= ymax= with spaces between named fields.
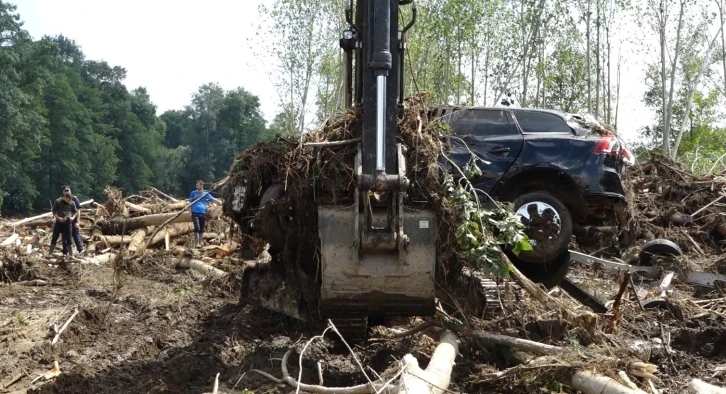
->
xmin=14 ymin=0 xmax=659 ymax=144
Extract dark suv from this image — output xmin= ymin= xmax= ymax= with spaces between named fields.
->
xmin=433 ymin=106 xmax=634 ymax=284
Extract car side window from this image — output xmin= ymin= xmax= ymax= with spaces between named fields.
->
xmin=511 ymin=110 xmax=572 ymax=133
xmin=449 ymin=109 xmax=517 ymax=137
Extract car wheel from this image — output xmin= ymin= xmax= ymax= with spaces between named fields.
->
xmin=508 ymin=250 xmax=570 ymax=289
xmin=512 ymin=191 xmax=573 ymax=264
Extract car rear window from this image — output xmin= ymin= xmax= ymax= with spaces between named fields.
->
xmin=511 ymin=110 xmax=572 ymax=133
xmin=448 ymin=109 xmax=518 ymax=137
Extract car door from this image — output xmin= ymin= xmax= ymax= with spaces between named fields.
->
xmin=447 ymin=108 xmax=524 ymax=194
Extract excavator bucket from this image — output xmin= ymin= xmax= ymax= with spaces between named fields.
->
xmin=317 ymin=200 xmax=438 ymax=340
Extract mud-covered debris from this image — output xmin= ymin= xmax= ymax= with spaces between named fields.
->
xmin=622 ymin=154 xmax=726 ymax=272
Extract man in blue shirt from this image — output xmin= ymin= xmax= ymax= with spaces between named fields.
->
xmin=62 ymin=186 xmax=84 ymax=255
xmin=189 ymin=180 xmax=219 ymax=248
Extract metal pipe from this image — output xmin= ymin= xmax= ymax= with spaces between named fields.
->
xmin=376 ymin=74 xmax=386 ymax=171
xmin=343 ymin=50 xmax=352 ymax=108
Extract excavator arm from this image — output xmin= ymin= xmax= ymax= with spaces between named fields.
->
xmin=317 ymin=0 xmax=436 ymax=342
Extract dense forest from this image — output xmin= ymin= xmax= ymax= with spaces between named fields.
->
xmin=0 ymin=2 xmax=275 ymax=215
xmin=2 ymin=0 xmax=726 ymax=214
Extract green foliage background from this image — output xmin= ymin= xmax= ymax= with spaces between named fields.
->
xmin=0 ymin=2 xmax=273 ymax=215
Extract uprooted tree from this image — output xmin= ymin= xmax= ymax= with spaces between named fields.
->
xmin=215 ymin=93 xmax=722 ymax=393
xmin=221 ymin=94 xmax=535 ymax=326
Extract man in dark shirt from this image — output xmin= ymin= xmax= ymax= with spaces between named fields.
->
xmin=62 ymin=186 xmax=84 ymax=255
xmin=47 ymin=192 xmax=77 ymax=258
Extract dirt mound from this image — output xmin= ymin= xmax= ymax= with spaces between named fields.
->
xmin=622 ymin=154 xmax=726 ymax=271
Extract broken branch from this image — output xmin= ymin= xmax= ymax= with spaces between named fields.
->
xmin=51 ymin=308 xmax=79 ymax=346
xmin=304 ymin=137 xmax=361 ymax=147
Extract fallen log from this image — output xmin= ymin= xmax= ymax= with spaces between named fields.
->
xmin=139 ymin=200 xmax=189 ymax=211
xmin=127 ymin=227 xmax=151 ymax=252
xmin=147 ymin=223 xmax=194 ymax=245
xmin=176 ymin=257 xmax=228 ymax=279
xmin=150 ymin=187 xmax=180 ymax=203
xmin=11 ymin=199 xmax=94 ymax=227
xmin=399 ymin=330 xmax=459 ymax=394
xmin=125 ymin=201 xmax=151 ymax=214
xmin=0 ymin=233 xmax=19 ymax=247
xmin=93 ymin=253 xmax=117 ymax=265
xmin=95 ymin=223 xmax=196 ymax=250
xmin=687 ymin=379 xmax=726 ymax=394
xmin=443 ymin=323 xmax=564 ymax=355
xmin=19 ymin=218 xmax=54 ymax=228
xmin=96 ymin=206 xmax=221 ymax=235
xmin=570 ymin=371 xmax=648 ymax=394
xmin=94 ymin=235 xmax=132 ymax=249
xmin=14 ymin=279 xmax=49 ymax=287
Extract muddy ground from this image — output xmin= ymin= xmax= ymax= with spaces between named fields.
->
xmin=0 ymin=250 xmax=441 ymax=394
xmin=2 ymin=247 xmax=725 ymax=393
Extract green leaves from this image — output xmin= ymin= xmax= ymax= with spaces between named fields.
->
xmin=0 ymin=2 xmax=273 ymax=214
xmin=443 ymin=171 xmax=532 ymax=278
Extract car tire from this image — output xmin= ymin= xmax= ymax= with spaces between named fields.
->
xmin=637 ymin=239 xmax=683 ymax=266
xmin=508 ymin=249 xmax=570 ymax=289
xmin=511 ymin=191 xmax=573 ymax=264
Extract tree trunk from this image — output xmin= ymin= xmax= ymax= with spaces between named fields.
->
xmin=659 ymin=0 xmax=669 ymax=154
xmin=606 ymin=20 xmax=612 ymax=123
xmin=672 ymin=22 xmax=725 ymax=157
xmin=687 ymin=378 xmax=726 ymax=394
xmin=595 ymin=0 xmax=601 ymax=118
xmin=587 ymin=0 xmax=592 ymax=113
xmin=719 ymin=0 xmax=726 ymax=95
xmin=127 ymin=227 xmax=151 ymax=253
xmin=96 ymin=206 xmax=221 ymax=235
xmin=615 ymin=43 xmax=621 ymax=131
xmin=570 ymin=371 xmax=648 ymax=394
xmin=664 ymin=0 xmax=686 ymax=155
xmin=177 ymin=257 xmax=228 ymax=280
xmin=483 ymin=45 xmax=490 ymax=105
xmin=398 ymin=331 xmax=459 ymax=394
xmin=456 ymin=37 xmax=462 ymax=104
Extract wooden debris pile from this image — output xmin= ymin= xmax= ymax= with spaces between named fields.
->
xmin=0 ymin=186 xmax=252 ymax=284
xmin=623 ymin=154 xmax=726 ymax=271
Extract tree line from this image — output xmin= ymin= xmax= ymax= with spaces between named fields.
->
xmin=3 ymin=0 xmax=726 ymax=213
xmin=0 ymin=2 xmax=273 ymax=215
xmin=254 ymin=0 xmax=726 ymax=172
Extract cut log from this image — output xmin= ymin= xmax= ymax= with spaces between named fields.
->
xmin=94 ymin=235 xmax=131 ymax=249
xmin=93 ymin=253 xmax=117 ymax=265
xmin=14 ymin=279 xmax=48 ymax=287
xmin=398 ymin=331 xmax=459 ymax=394
xmin=125 ymin=201 xmax=151 ymax=214
xmin=20 ymin=219 xmax=54 ymax=229
xmin=570 ymin=370 xmax=648 ymax=394
xmin=147 ymin=223 xmax=194 ymax=245
xmin=138 ymin=200 xmax=189 ymax=211
xmin=12 ymin=199 xmax=94 ymax=226
xmin=127 ymin=227 xmax=151 ymax=252
xmin=687 ymin=379 xmax=726 ymax=394
xmin=96 ymin=206 xmax=221 ymax=235
xmin=0 ymin=233 xmax=19 ymax=247
xmin=176 ymin=257 xmax=228 ymax=279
